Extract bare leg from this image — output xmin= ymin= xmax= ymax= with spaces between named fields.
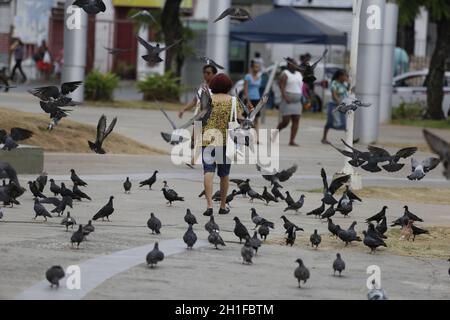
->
xmin=204 ymin=172 xmax=214 ymax=209
xmin=219 ymin=176 xmax=229 ymax=209
xmin=289 ymin=115 xmax=300 ymax=146
xmin=322 ymin=127 xmax=330 ymax=144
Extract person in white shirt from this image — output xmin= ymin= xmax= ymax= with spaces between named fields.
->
xmin=274 ymin=59 xmax=303 ymax=147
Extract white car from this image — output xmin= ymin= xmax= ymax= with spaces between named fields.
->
xmin=392 ymin=70 xmax=450 ymax=117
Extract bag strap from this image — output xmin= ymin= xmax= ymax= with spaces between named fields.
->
xmin=230 ymin=97 xmax=237 ymax=122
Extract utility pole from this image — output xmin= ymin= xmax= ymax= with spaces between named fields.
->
xmin=206 ymin=0 xmax=231 ymax=71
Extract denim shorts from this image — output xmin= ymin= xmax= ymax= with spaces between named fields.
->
xmin=202 ymin=146 xmax=231 ymax=177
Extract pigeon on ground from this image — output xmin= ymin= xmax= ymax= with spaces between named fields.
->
xmin=375 ymin=216 xmax=388 ymax=236
xmin=72 ymin=0 xmax=106 ymax=14
xmin=83 ymin=220 xmax=95 ymax=237
xmin=328 ymin=218 xmax=339 ymax=237
xmin=286 ymin=225 xmax=297 ymax=246
xmin=249 ymin=231 xmax=262 ymax=254
xmin=281 ymin=215 xmax=303 ymax=232
xmin=198 ymin=55 xmax=224 ymax=70
xmin=233 ymin=217 xmax=250 ymax=243
xmin=92 ymin=196 xmax=114 ymax=221
xmin=214 ymin=7 xmax=253 ymax=23
xmin=366 ymin=206 xmax=388 ymax=224
xmin=72 ymin=185 xmax=91 ymax=201
xmin=0 ymin=128 xmax=33 ymax=151
xmin=411 ymin=224 xmax=429 ymax=241
xmin=345 ymin=186 xmax=362 ymax=202
xmin=0 ymin=208 xmax=3 ymax=219
xmin=61 ymin=212 xmax=76 ymax=232
xmin=162 ymin=187 xmax=184 ymax=206
xmin=333 ymin=97 xmax=371 ymax=113
xmin=183 ymin=224 xmax=197 ymax=250
xmin=123 ymin=177 xmax=132 ymax=194
xmin=332 ymin=253 xmax=346 ymax=276
xmin=139 ymin=171 xmax=158 ymax=190
xmin=258 ymin=222 xmax=270 ymax=241
xmin=49 ymin=179 xmax=61 ymax=196
xmin=247 ymin=188 xmax=264 ymax=203
xmin=241 ymin=236 xmax=254 ymax=264
xmin=294 ymin=258 xmax=310 ymax=288
xmin=70 ymin=169 xmax=88 ymax=187
xmin=28 ymin=181 xmax=46 ymax=199
xmin=88 ymin=115 xmax=117 ymax=154
xmin=36 ymin=172 xmax=48 ymax=193
xmin=321 ymin=168 xmax=350 ymax=205
xmin=403 ymin=205 xmax=424 ymax=222
xmin=219 ymin=190 xmax=237 ymax=207
xmin=335 ymin=225 xmax=361 ymax=246
xmin=367 ymin=223 xmax=387 ymax=240
xmin=231 ymin=179 xmax=251 ymax=197
xmin=137 ymin=35 xmax=182 ymax=66
xmin=147 ymin=213 xmax=161 ymax=234
xmin=146 ymin=242 xmax=164 ymax=268
xmin=129 ymin=9 xmax=157 ymax=23
xmin=336 ymin=192 xmax=353 ymax=217
xmin=250 ymin=208 xmax=263 ymax=228
xmin=284 ymin=195 xmax=305 ymax=213
xmin=284 ymin=191 xmax=295 ymax=206
xmin=285 ymin=49 xmax=328 ymax=88
xmin=208 ymin=229 xmax=226 ymax=249
xmin=46 ymin=266 xmax=65 ymax=288
xmin=320 ymin=204 xmax=336 ymax=219
xmin=367 ymin=280 xmax=388 ymax=300
xmin=423 ymin=129 xmax=450 ymax=179
xmin=212 ymin=190 xmax=222 ymax=202
xmin=271 ymin=185 xmax=285 ymax=201
xmin=184 ymin=209 xmax=197 ymax=225
xmin=407 ymin=157 xmax=441 ymax=180
xmin=306 ymin=201 xmax=325 ymax=218
xmin=310 ymin=229 xmax=321 ymax=249
xmin=261 ymin=186 xmax=278 ymax=205
xmin=60 ymin=183 xmax=81 ymax=201
xmin=205 ymin=215 xmax=219 ymax=233
xmin=51 ymin=196 xmax=72 ymax=217
xmin=362 ymin=231 xmax=387 ymax=254
xmin=33 ymin=199 xmax=52 ymax=221
xmin=71 ymin=225 xmax=84 ymax=249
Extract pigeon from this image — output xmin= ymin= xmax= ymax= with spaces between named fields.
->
xmin=139 ymin=171 xmax=158 ymax=190
xmin=285 ymin=225 xmax=297 ymax=246
xmin=294 ymin=258 xmax=310 ymax=288
xmin=72 ymin=185 xmax=91 ymax=201
xmin=162 ymin=187 xmax=184 ymax=206
xmin=92 ymin=196 xmax=114 ymax=221
xmin=236 ymin=94 xmax=269 ymax=130
xmin=333 ymin=139 xmax=372 ymax=168
xmin=261 ymin=186 xmax=278 ymax=205
xmin=232 ymin=178 xmax=250 ymax=197
xmin=72 ymin=0 xmax=106 ymax=14
xmin=258 ymin=222 xmax=270 ymax=241
xmin=214 ymin=7 xmax=253 ymax=23
xmin=70 ymin=169 xmax=88 ymax=187
xmin=249 ymin=231 xmax=262 ymax=254
xmin=51 ymin=196 xmax=72 ymax=217
xmin=362 ymin=231 xmax=387 ymax=253
xmin=328 ymin=218 xmax=339 ymax=237
xmin=336 ymin=192 xmax=353 ymax=217
xmin=250 ymin=208 xmax=263 ymax=228
xmin=0 ymin=128 xmax=33 ymax=150
xmin=367 ymin=282 xmax=388 ymax=300
xmin=212 ymin=190 xmax=222 ymax=202
xmin=198 ymin=55 xmax=224 ymax=70
xmin=403 ymin=205 xmax=424 ymax=222
xmin=184 ymin=209 xmax=197 ymax=225
xmin=205 ymin=215 xmax=219 ymax=233
xmin=83 ymin=220 xmax=95 ymax=237
xmin=103 ymin=46 xmax=131 ymax=55
xmin=284 ymin=191 xmax=295 ymax=206
xmin=345 ymin=186 xmax=362 ymax=202
xmin=407 ymin=157 xmax=441 ymax=180
xmin=137 ymin=35 xmax=182 ymax=66
xmin=36 ymin=172 xmax=48 ymax=193
xmin=320 ymin=204 xmax=336 ymax=220
xmin=46 ymin=266 xmax=65 ymax=288
xmin=71 ymin=225 xmax=84 ymax=249
xmin=281 ymin=215 xmax=303 ymax=232
xmin=38 ymin=100 xmax=77 ymax=130
xmin=332 ymin=253 xmax=346 ymax=277
xmin=347 ymin=221 xmax=359 ymax=239
xmin=247 ymin=188 xmax=264 ymax=203
xmin=61 ymin=212 xmax=76 ymax=232
xmin=284 ymin=195 xmax=305 ymax=213
xmin=28 ymin=181 xmax=46 ymax=199
xmin=366 ymin=206 xmax=388 ymax=224
xmin=310 ymin=229 xmax=321 ymax=249
xmin=400 ymin=220 xmax=414 ymax=241
xmin=271 ymin=185 xmax=285 ymax=201
xmin=123 ymin=177 xmax=132 ymax=194
xmin=33 ymin=199 xmax=52 ymax=221
xmin=183 ymin=224 xmax=197 ymax=249
xmin=0 ymin=208 xmax=3 ymax=219
xmin=60 ymin=183 xmax=81 ymax=201
xmin=306 ymin=201 xmax=326 ymax=218
xmin=146 ymin=242 xmax=164 ymax=268
xmin=129 ymin=9 xmax=157 ymax=23
xmin=286 ymin=49 xmax=328 ymax=88
xmin=423 ymin=129 xmax=450 ymax=179
xmin=220 ymin=190 xmax=237 ymax=207
xmin=147 ymin=213 xmax=161 ymax=234
xmin=367 ymin=145 xmax=417 ymax=172
xmin=411 ymin=224 xmax=429 ymax=241
xmin=335 ymin=225 xmax=361 ymax=246
xmin=256 ymin=163 xmax=298 ymax=184
xmin=208 ymin=229 xmax=226 ymax=249
xmin=321 ymin=168 xmax=350 ymax=205
xmin=241 ymin=236 xmax=254 ymax=264
xmin=28 ymin=81 xmax=82 ymax=104
xmin=375 ymin=216 xmax=388 ymax=236
xmin=233 ymin=217 xmax=250 ymax=243
xmin=88 ymin=115 xmax=117 ymax=154
xmin=49 ymin=179 xmax=61 ymax=196
xmin=333 ymin=97 xmax=372 ymax=113
xmin=367 ymin=223 xmax=387 ymax=240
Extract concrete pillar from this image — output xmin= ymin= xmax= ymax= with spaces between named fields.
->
xmin=354 ymin=0 xmax=385 ymax=144
xmin=62 ymin=0 xmax=88 ymax=103
xmin=379 ymin=3 xmax=398 ymax=124
xmin=206 ymin=0 xmax=231 ymax=71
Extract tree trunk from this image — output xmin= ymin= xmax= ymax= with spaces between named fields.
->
xmin=425 ymin=19 xmax=450 ymax=119
xmin=161 ymin=0 xmax=183 ymax=76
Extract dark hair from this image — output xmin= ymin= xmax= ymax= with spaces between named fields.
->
xmin=203 ymin=64 xmax=218 ymax=75
xmin=254 ymin=52 xmax=261 ymax=58
xmin=209 ymin=73 xmax=233 ymax=94
xmin=332 ymin=69 xmax=346 ymax=81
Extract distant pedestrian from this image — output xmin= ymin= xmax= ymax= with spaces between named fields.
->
xmin=321 ymin=69 xmax=349 ymax=144
xmin=10 ymin=38 xmax=27 ymax=83
xmin=273 ymin=58 xmax=303 ymax=147
xmin=244 ymin=60 xmax=262 ymax=134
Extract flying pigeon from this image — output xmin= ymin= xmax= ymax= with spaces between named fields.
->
xmin=146 ymin=242 xmax=164 ymax=268
xmin=72 ymin=0 xmax=106 ymax=14
xmin=198 ymin=55 xmax=224 ymax=70
xmin=214 ymin=7 xmax=253 ymax=23
xmin=285 ymin=49 xmax=328 ymax=87
xmin=407 ymin=157 xmax=441 ymax=180
xmin=46 ymin=266 xmax=65 ymax=288
xmin=0 ymin=128 xmax=33 ymax=151
xmin=137 ymin=35 xmax=182 ymax=66
xmin=129 ymin=10 xmax=157 ymax=23
xmin=256 ymin=163 xmax=298 ymax=184
xmin=28 ymin=81 xmax=83 ymax=104
xmin=423 ymin=129 xmax=450 ymax=179
xmin=92 ymin=196 xmax=114 ymax=221
xmin=88 ymin=114 xmax=117 ymax=154
xmin=294 ymin=258 xmax=310 ymax=288
xmin=333 ymin=97 xmax=371 ymax=113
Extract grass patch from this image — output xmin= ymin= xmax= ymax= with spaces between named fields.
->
xmin=391 ymin=119 xmax=450 ymax=130
xmin=0 ymin=107 xmax=166 ymax=155
xmin=266 ymin=226 xmax=450 ymax=260
xmin=301 ymin=187 xmax=450 ymax=205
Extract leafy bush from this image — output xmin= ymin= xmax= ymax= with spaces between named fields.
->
xmin=84 ymin=70 xmax=119 ymax=101
xmin=115 ymin=61 xmax=136 ymax=79
xmin=392 ymin=101 xmax=426 ymax=120
xmin=137 ymin=72 xmax=183 ymax=102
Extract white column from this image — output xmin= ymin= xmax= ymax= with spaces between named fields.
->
xmin=206 ymin=0 xmax=231 ymax=71
xmin=62 ymin=0 xmax=88 ymax=103
xmin=379 ymin=3 xmax=398 ymax=124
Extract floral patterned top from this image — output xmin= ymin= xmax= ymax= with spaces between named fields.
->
xmin=202 ymin=97 xmax=242 ymax=147
xmin=331 ymin=80 xmax=349 ymax=104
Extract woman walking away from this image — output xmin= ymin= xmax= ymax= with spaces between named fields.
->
xmin=322 ymin=69 xmax=349 ymax=144
xmin=10 ymin=38 xmax=27 ymax=83
xmin=244 ymin=60 xmax=262 ymax=134
xmin=274 ymin=58 xmax=303 ymax=147
xmin=201 ymin=73 xmax=244 ymax=217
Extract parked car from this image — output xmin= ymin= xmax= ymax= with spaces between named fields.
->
xmin=392 ymin=69 xmax=450 ymax=117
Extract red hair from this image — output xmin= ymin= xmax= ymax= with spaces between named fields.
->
xmin=209 ymin=73 xmax=233 ymax=94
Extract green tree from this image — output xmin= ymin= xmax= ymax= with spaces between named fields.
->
xmin=161 ymin=0 xmax=184 ymax=75
xmin=397 ymin=0 xmax=450 ymax=119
